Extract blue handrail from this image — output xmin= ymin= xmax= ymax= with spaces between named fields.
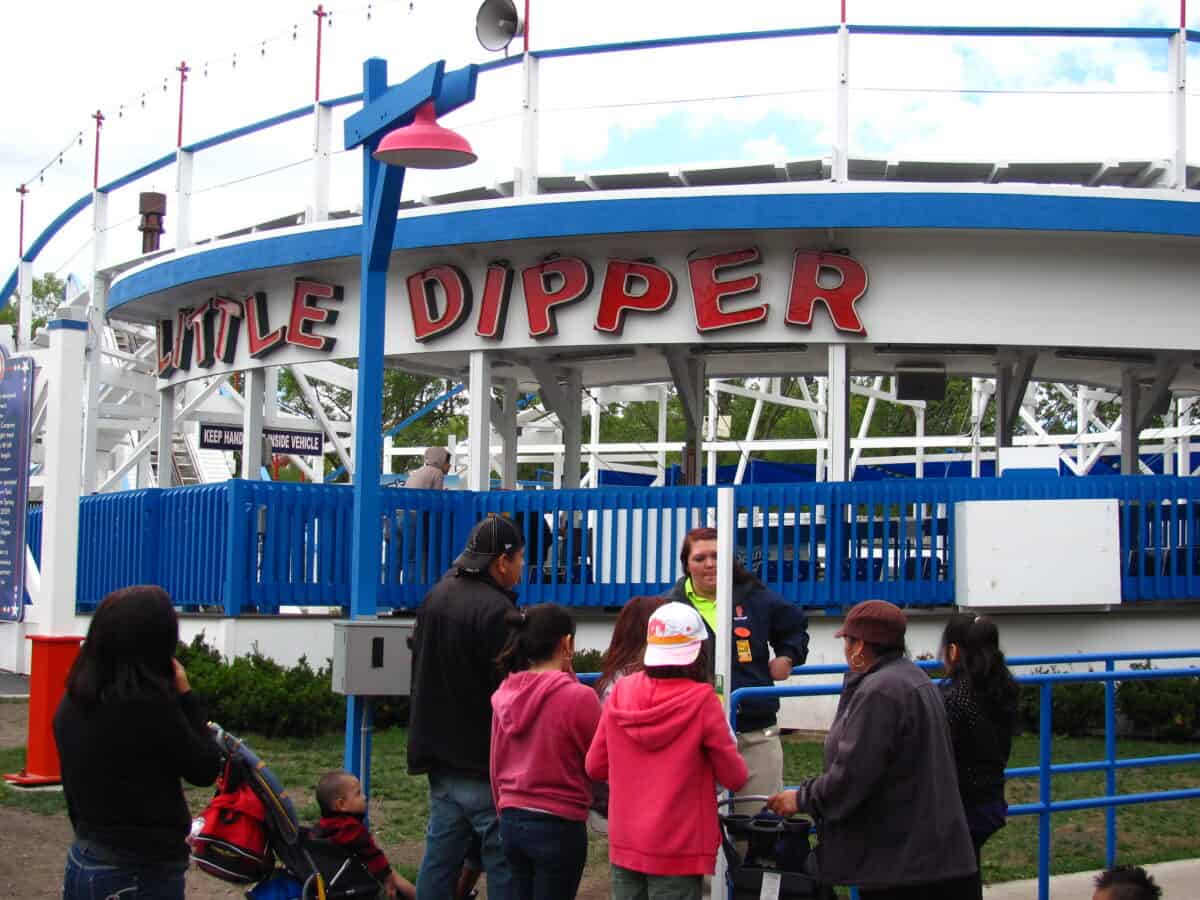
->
xmin=729 ymin=661 xmax=1200 ymax=900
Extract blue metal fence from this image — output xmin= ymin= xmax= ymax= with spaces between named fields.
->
xmin=730 ymin=652 xmax=1200 ymax=900
xmin=62 ymin=475 xmax=1200 ymax=612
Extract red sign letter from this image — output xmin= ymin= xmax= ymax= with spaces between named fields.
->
xmin=407 ymin=265 xmax=473 ymax=343
xmin=522 ymin=257 xmax=593 ymax=338
xmin=476 ymin=262 xmax=515 ymax=340
xmin=594 ymin=259 xmax=677 ymax=335
xmin=156 ymin=319 xmax=176 ymax=377
xmin=688 ymin=248 xmax=766 ymax=333
xmin=243 ymin=291 xmax=287 ymax=358
xmin=210 ymin=296 xmax=244 ymax=364
xmin=186 ymin=302 xmax=215 ymax=368
xmin=286 ymin=279 xmax=343 ymax=352
xmin=786 ymin=251 xmax=868 ymax=336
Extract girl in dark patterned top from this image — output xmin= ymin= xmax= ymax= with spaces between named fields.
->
xmin=940 ymin=614 xmax=1019 ymax=867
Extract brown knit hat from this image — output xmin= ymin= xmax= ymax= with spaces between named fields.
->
xmin=835 ymin=600 xmax=907 ymax=646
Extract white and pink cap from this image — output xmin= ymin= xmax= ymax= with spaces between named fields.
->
xmin=644 ymin=602 xmax=707 ymax=666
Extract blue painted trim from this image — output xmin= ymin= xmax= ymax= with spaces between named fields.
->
xmin=534 ymin=25 xmax=839 ymax=60
xmin=1188 ymin=29 xmax=1200 ymax=43
xmin=99 ymin=151 xmax=177 ymax=194
xmin=848 ymin=24 xmax=1177 ymax=39
xmin=479 ymin=55 xmax=523 ymax=72
xmin=344 ymin=59 xmax=443 ymax=150
xmin=107 ymin=191 xmax=1200 ymax=311
xmin=0 ymin=273 xmax=15 ymax=311
xmin=184 ymin=104 xmax=314 ymax=154
xmin=46 ymin=319 xmax=88 ymax=331
xmin=324 ymin=90 xmax=363 ymax=109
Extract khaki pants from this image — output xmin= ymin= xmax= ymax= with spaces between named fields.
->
xmin=730 ymin=727 xmax=783 ymax=814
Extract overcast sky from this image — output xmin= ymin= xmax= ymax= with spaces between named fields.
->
xmin=2 ymin=0 xmax=1195 ymax=284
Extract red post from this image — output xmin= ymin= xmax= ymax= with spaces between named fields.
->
xmin=16 ymin=185 xmax=28 ymax=258
xmin=1183 ymin=0 xmax=1188 ymax=29
xmin=523 ymin=0 xmax=530 ymax=52
xmin=841 ymin=0 xmax=847 ymax=24
xmin=176 ymin=60 xmax=190 ymax=148
xmin=314 ymin=4 xmax=328 ymax=103
xmin=2 ymin=636 xmax=83 ymax=786
xmin=91 ymin=110 xmax=105 ymax=190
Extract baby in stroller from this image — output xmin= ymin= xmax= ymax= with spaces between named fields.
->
xmin=313 ymin=771 xmax=415 ymax=900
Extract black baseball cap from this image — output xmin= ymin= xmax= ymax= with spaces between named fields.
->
xmin=454 ymin=515 xmax=525 ymax=572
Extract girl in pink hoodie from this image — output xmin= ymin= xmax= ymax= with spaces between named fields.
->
xmin=490 ymin=604 xmax=601 ymax=900
xmin=586 ymin=602 xmax=749 ymax=900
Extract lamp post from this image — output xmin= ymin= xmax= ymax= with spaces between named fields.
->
xmin=341 ymin=57 xmax=478 ymax=792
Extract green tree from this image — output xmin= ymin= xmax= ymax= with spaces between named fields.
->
xmin=0 ymin=273 xmax=65 ymax=333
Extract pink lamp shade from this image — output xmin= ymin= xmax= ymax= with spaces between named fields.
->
xmin=372 ymin=101 xmax=477 ymax=169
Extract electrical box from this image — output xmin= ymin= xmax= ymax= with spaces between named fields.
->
xmin=331 ymin=620 xmax=414 ymax=696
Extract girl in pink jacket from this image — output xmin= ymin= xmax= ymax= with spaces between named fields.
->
xmin=586 ymin=602 xmax=748 ymax=900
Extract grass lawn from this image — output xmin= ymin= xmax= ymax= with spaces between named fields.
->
xmin=3 ymin=729 xmax=1198 ymax=886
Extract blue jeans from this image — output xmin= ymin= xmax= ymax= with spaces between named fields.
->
xmin=416 ymin=772 xmax=512 ymax=900
xmin=499 ymin=808 xmax=587 ymax=900
xmin=63 ymin=841 xmax=187 ymax=900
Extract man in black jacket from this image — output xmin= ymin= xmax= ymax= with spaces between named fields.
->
xmin=409 ymin=515 xmax=524 ymax=900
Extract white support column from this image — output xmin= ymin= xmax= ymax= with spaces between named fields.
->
xmin=589 ymin=392 xmax=601 ymax=487
xmin=1121 ymin=369 xmax=1140 ymax=476
xmin=175 ymin=149 xmax=194 ymax=250
xmin=915 ymin=407 xmax=926 ymax=479
xmin=241 ymin=368 xmax=266 ymax=480
xmin=562 ymin=371 xmax=583 ymax=489
xmin=497 ymin=378 xmax=519 ymax=490
xmin=1076 ymin=383 xmax=1088 ymax=473
xmin=814 ymin=378 xmax=828 ymax=482
xmin=833 ymin=25 xmax=850 ymax=183
xmin=1178 ymin=397 xmax=1194 ymax=475
xmin=656 ymin=384 xmax=669 ymax=484
xmin=157 ymin=384 xmax=177 ymax=488
xmin=713 ymin=485 xmax=735 ymax=893
xmin=517 ymin=53 xmax=540 ymax=197
xmin=16 ymin=259 xmax=33 ymax=351
xmin=81 ymin=189 xmax=110 ymax=494
xmin=827 ymin=346 xmax=850 ymax=482
xmin=1168 ymin=29 xmax=1188 ymax=191
xmin=264 ymin=366 xmax=279 ymax=420
xmin=467 ymin=351 xmax=493 ymax=492
xmin=311 ymin=102 xmax=333 ymax=223
xmin=706 ymin=379 xmax=719 ymax=485
xmin=40 ymin=311 xmax=89 ymax=634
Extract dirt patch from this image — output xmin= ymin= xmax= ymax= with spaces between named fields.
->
xmin=0 ymin=702 xmax=28 ymax=749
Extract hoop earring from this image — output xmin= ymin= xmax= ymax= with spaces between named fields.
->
xmin=850 ymin=652 xmax=866 ymax=671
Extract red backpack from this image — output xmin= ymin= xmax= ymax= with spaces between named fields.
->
xmin=191 ymin=759 xmax=274 ymax=884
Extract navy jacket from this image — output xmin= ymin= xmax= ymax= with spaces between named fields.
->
xmin=666 ymin=576 xmax=809 ymax=732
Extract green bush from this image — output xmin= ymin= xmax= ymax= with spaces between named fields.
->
xmin=1018 ymin=667 xmax=1105 ymax=737
xmin=177 ymin=634 xmax=345 ymax=738
xmin=573 ymin=648 xmax=604 ymax=675
xmin=1117 ymin=662 xmax=1200 ymax=741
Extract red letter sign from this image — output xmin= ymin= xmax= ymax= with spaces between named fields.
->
xmin=156 ymin=319 xmax=176 ymax=377
xmin=286 ymin=279 xmax=343 ymax=352
xmin=594 ymin=260 xmax=677 ymax=335
xmin=522 ymin=257 xmax=593 ymax=338
xmin=476 ymin=262 xmax=515 ymax=340
xmin=210 ymin=296 xmax=244 ymax=364
xmin=407 ymin=265 xmax=473 ymax=342
xmin=688 ymin=248 xmax=766 ymax=333
xmin=786 ymin=251 xmax=868 ymax=336
xmin=243 ymin=291 xmax=288 ymax=358
xmin=186 ymin=302 xmax=215 ymax=368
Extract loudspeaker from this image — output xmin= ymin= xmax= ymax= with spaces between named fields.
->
xmin=895 ymin=366 xmax=947 ymax=402
xmin=476 ymin=0 xmax=524 ymax=52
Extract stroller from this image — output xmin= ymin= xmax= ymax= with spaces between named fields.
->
xmin=718 ymin=795 xmax=838 ymax=900
xmin=196 ymin=723 xmax=384 ymax=900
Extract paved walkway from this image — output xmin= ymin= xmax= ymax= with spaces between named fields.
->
xmin=0 ymin=671 xmax=29 ymax=697
xmin=984 ymin=858 xmax=1199 ymax=898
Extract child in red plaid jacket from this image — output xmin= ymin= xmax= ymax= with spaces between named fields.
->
xmin=314 ymin=771 xmax=415 ymax=900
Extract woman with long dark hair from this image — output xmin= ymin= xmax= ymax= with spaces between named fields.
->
xmin=595 ymin=595 xmax=668 ymax=700
xmin=490 ymin=604 xmax=602 ymax=899
xmin=940 ymin=614 xmax=1019 ymax=867
xmin=55 ymin=585 xmax=222 ymax=900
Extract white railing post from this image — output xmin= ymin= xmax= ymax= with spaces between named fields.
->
xmin=81 ymin=189 xmax=109 ymax=494
xmin=241 ymin=368 xmax=266 ymax=479
xmin=311 ymin=102 xmax=332 ymax=222
xmin=712 ymin=486 xmax=735 ymax=895
xmin=1168 ymin=29 xmax=1188 ymax=191
xmin=827 ymin=345 xmax=850 ymax=482
xmin=517 ymin=53 xmax=540 ymax=197
xmin=833 ymin=24 xmax=851 ymax=182
xmin=175 ymin=149 xmax=194 ymax=250
xmin=157 ymin=384 xmax=177 ymax=488
xmin=16 ymin=259 xmax=33 ymax=351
